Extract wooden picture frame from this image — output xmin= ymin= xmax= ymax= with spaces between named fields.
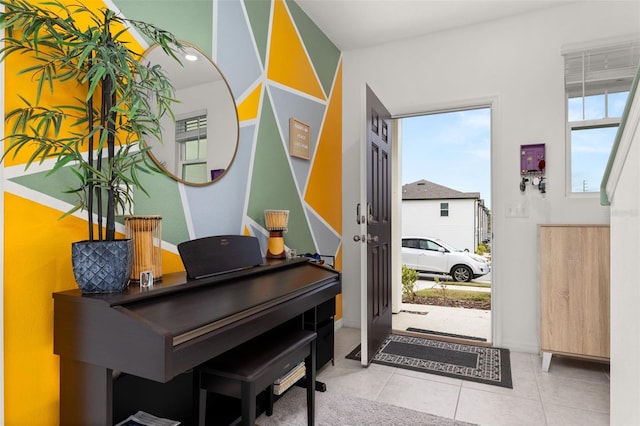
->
xmin=289 ymin=118 xmax=311 ymax=160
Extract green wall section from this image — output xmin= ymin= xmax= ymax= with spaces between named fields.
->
xmin=134 ymin=171 xmax=190 ymax=246
xmin=10 ymin=168 xmax=81 ymax=209
xmin=247 ymin=96 xmax=315 ymax=253
xmin=114 ymin=0 xmax=213 ymax=55
xmin=286 ymin=0 xmax=340 ymax=96
xmin=244 ymin=0 xmax=272 ymax=67
xmin=11 ymin=167 xmax=189 ymax=244
xmin=10 ymin=167 xmax=127 ymax=228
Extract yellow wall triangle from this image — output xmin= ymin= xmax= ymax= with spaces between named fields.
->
xmin=237 ymin=83 xmax=262 ymax=122
xmin=267 ymin=0 xmax=325 ymax=100
xmin=3 ymin=0 xmax=143 ymax=167
xmin=4 ymin=193 xmax=86 ymax=424
xmin=305 ymin=62 xmax=342 ymax=234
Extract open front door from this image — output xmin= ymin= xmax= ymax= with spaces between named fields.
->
xmin=360 ymin=85 xmax=392 ymax=366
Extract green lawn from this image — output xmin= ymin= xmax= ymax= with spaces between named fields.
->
xmin=415 ymin=287 xmax=491 ymax=302
xmin=419 ymin=279 xmax=491 ymax=289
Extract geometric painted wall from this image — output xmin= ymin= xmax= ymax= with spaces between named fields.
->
xmin=2 ymin=0 xmax=342 ymax=423
xmin=115 ymin=0 xmax=344 ymax=264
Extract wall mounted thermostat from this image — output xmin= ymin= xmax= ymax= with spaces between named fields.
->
xmin=520 ymin=143 xmax=546 ymax=193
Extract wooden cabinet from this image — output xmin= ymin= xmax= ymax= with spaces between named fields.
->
xmin=539 ymin=224 xmax=610 ymax=371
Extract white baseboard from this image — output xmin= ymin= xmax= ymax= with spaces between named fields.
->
xmin=501 ymin=339 xmax=539 ymax=354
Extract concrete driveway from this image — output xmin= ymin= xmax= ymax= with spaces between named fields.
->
xmin=398 ymin=273 xmax=492 ymax=341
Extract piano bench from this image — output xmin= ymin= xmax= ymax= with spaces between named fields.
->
xmin=195 ymin=328 xmax=317 ymax=426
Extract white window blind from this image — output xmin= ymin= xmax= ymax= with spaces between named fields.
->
xmin=565 ymin=40 xmax=640 ymax=98
xmin=176 ymin=115 xmax=207 ymax=142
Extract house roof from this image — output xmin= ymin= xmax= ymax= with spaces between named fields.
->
xmin=402 ymin=180 xmax=481 ymax=201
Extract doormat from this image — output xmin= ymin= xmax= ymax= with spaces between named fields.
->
xmin=405 ymin=327 xmax=488 ymax=342
xmin=346 ymin=333 xmax=512 ymax=388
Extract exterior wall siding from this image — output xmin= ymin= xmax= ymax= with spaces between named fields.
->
xmin=402 ymin=199 xmax=477 ymax=251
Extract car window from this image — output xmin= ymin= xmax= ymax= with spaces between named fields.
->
xmin=402 ymin=239 xmax=419 ymax=249
xmin=416 ymin=239 xmax=439 ymax=251
xmin=426 ymin=240 xmax=446 ymax=251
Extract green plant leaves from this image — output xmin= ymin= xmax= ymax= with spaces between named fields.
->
xmin=0 ymin=0 xmax=182 ymax=241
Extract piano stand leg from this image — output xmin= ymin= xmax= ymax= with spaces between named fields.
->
xmin=297 ymin=378 xmax=327 ymax=392
xmin=315 ymin=381 xmax=327 ymax=392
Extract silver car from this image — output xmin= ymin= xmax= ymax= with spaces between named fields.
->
xmin=401 ymin=237 xmax=490 ymax=282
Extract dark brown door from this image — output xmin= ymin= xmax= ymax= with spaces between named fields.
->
xmin=361 ymin=85 xmax=392 ymax=366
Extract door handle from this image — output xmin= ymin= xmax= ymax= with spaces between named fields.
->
xmin=353 ymin=234 xmax=367 ymax=243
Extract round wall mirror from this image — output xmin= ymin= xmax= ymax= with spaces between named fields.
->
xmin=141 ymin=42 xmax=239 ymax=185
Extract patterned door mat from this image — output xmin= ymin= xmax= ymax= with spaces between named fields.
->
xmin=346 ymin=333 xmax=512 ymax=388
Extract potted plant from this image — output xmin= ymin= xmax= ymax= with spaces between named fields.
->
xmin=0 ymin=0 xmax=182 ymax=292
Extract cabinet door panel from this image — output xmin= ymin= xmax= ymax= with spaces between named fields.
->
xmin=540 ymin=225 xmax=609 ymax=359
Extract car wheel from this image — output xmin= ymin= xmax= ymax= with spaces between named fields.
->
xmin=451 ymin=265 xmax=472 ymax=282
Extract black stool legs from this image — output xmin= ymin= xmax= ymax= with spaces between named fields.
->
xmin=305 ymin=339 xmax=316 ymax=426
xmin=196 ymin=329 xmax=316 ymax=426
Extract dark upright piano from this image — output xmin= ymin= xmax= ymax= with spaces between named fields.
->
xmin=53 ymin=237 xmax=341 ymax=425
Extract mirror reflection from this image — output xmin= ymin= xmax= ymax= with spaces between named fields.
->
xmin=142 ymin=42 xmax=239 ymax=185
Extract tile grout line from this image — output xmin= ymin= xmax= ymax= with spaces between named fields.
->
xmin=452 ymin=379 xmax=463 ymax=421
xmin=372 ymin=365 xmax=399 ymax=403
xmin=531 ymin=353 xmax=551 ymax=426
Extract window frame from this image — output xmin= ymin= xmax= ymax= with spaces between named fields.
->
xmin=563 ymin=39 xmax=639 ymax=197
xmin=565 ymin=98 xmax=626 ymax=197
xmin=175 ymin=114 xmax=208 ymax=183
xmin=440 ymin=202 xmax=449 ymax=217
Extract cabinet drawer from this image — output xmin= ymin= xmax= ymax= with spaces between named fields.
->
xmin=304 ymin=298 xmax=335 ymax=325
xmin=316 ymin=299 xmax=335 ymax=322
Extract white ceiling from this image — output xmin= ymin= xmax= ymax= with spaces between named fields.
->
xmin=144 ymin=44 xmax=224 ymax=91
xmin=294 ymin=0 xmax=579 ymax=51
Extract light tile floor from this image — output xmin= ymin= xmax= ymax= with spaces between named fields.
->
xmin=318 ymin=326 xmax=610 ymax=426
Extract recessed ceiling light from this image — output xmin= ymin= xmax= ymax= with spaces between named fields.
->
xmin=185 ymin=53 xmax=198 ymax=62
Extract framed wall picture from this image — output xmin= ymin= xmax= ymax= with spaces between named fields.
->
xmin=289 ymin=118 xmax=310 ymax=160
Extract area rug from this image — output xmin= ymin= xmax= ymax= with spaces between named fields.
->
xmin=346 ymin=333 xmax=512 ymax=388
xmin=256 ymin=386 xmax=475 ymax=426
xmin=405 ymin=327 xmax=487 ymax=342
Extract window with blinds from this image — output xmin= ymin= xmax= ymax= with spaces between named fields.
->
xmin=564 ymin=40 xmax=640 ymax=193
xmin=175 ymin=114 xmax=208 ymax=183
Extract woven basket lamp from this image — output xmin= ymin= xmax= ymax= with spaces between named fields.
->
xmin=124 ymin=215 xmax=162 ymax=282
xmin=264 ymin=210 xmax=289 ymax=259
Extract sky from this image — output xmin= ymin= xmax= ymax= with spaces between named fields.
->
xmin=568 ymin=92 xmax=628 ymax=193
xmin=401 ymin=108 xmax=492 ymax=208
